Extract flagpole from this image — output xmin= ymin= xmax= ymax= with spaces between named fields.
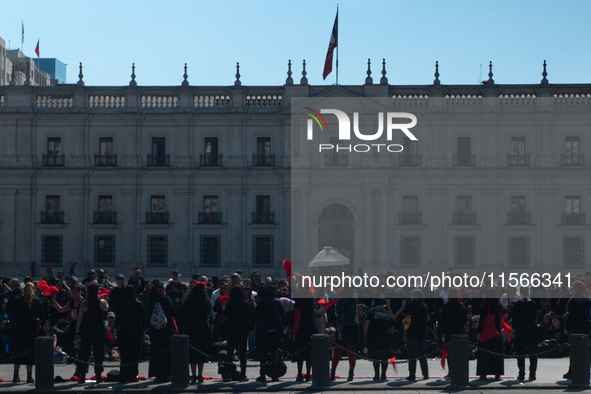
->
xmin=336 ymin=4 xmax=339 ymax=86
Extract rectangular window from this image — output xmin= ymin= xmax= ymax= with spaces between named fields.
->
xmin=151 ymin=195 xmax=165 ymax=212
xmin=564 ymin=196 xmax=583 ymax=224
xmin=509 ymin=195 xmax=528 ymax=224
xmin=148 ymin=195 xmax=168 ymax=224
xmin=253 ymin=236 xmax=273 ymax=266
xmin=201 ymin=195 xmax=220 ymax=223
xmin=400 ymin=137 xmax=420 ymax=166
xmin=203 ymin=137 xmax=219 ymax=166
xmin=565 ymin=136 xmax=580 ymax=165
xmin=42 ymin=235 xmax=62 ymax=266
xmin=148 ymin=137 xmax=168 ymax=166
xmin=47 ymin=137 xmax=61 ymax=155
xmin=148 ymin=236 xmax=167 ymax=266
xmin=254 ymin=137 xmax=273 ymax=166
xmin=455 ymin=196 xmax=474 ymax=224
xmin=95 ymin=195 xmax=115 ymax=224
xmin=401 ymin=196 xmax=420 ymax=224
xmin=325 ymin=136 xmax=348 ymax=166
xmin=509 ymin=137 xmax=527 ymax=165
xmin=254 ymin=195 xmax=273 ymax=223
xmin=400 ymin=236 xmax=421 ymax=267
xmin=563 ymin=237 xmax=584 ymax=267
xmin=455 ymin=236 xmax=475 ymax=267
xmin=43 ymin=195 xmax=63 ymax=223
xmin=509 ymin=236 xmax=529 ymax=267
xmin=100 ymin=137 xmax=113 ymax=156
xmin=456 ymin=137 xmax=473 ymax=166
xmin=200 ymin=235 xmax=221 ymax=267
xmin=95 ymin=235 xmax=115 ymax=266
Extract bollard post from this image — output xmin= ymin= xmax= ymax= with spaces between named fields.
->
xmin=449 ymin=334 xmax=469 ymax=388
xmin=570 ymin=334 xmax=590 ymax=387
xmin=171 ymin=335 xmax=190 ymax=388
xmin=35 ymin=337 xmax=54 ymax=390
xmin=311 ymin=334 xmax=330 ymax=388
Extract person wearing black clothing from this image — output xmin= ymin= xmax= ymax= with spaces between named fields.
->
xmin=386 ymin=285 xmax=407 ymax=347
xmin=256 ymin=286 xmax=287 ymax=382
xmin=291 ymin=291 xmax=314 ymax=382
xmin=512 ymin=286 xmax=538 ymax=380
xmin=223 ymin=286 xmax=254 ymax=381
xmin=51 ymin=285 xmax=84 ymax=379
xmin=115 ymin=286 xmax=146 ymax=383
xmin=147 ymin=283 xmax=175 ymax=382
xmin=476 ymin=287 xmax=504 ymax=380
xmin=403 ymin=289 xmax=429 ymax=381
xmin=440 ymin=288 xmax=467 ymax=377
xmin=108 ymin=274 xmax=126 ymax=311
xmin=127 ymin=268 xmax=146 ymax=296
xmin=546 ymin=315 xmax=568 ymax=343
xmin=364 ymin=299 xmax=394 ymax=381
xmin=178 ymin=282 xmax=213 ymax=383
xmin=75 ymin=283 xmax=109 ymax=384
xmin=9 ymin=283 xmax=43 ymax=384
xmin=331 ymin=290 xmax=358 ymax=382
xmin=563 ymin=280 xmax=591 ymax=380
xmin=166 ymin=281 xmax=185 ymax=312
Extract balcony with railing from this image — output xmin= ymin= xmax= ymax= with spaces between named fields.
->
xmin=252 ymin=211 xmax=274 ymax=224
xmin=507 ymin=153 xmax=530 ymax=166
xmin=252 ymin=154 xmax=275 ymax=167
xmin=453 ymin=212 xmax=476 ymax=225
xmin=562 ymin=212 xmax=585 ymax=225
xmin=561 ymin=153 xmax=584 ymax=166
xmin=199 ymin=211 xmax=222 ymax=224
xmin=93 ymin=211 xmax=116 ymax=224
xmin=95 ymin=154 xmax=117 ymax=167
xmin=41 ymin=211 xmax=64 ymax=224
xmin=399 ymin=154 xmax=422 ymax=167
xmin=42 ymin=154 xmax=65 ymax=167
xmin=200 ymin=154 xmax=222 ymax=167
xmin=399 ymin=212 xmax=422 ymax=225
xmin=453 ymin=154 xmax=475 ymax=167
xmin=146 ymin=211 xmax=169 ymax=224
xmin=147 ymin=154 xmax=170 ymax=167
xmin=507 ymin=212 xmax=531 ymax=225
xmin=325 ymin=154 xmax=348 ymax=167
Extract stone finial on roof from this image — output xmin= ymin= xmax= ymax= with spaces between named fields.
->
xmin=77 ymin=62 xmax=84 ymax=86
xmin=234 ymin=62 xmax=241 ymax=87
xmin=487 ymin=61 xmax=494 ymax=84
xmin=365 ymin=58 xmax=373 ymax=85
xmin=541 ymin=60 xmax=548 ymax=85
xmin=433 ymin=61 xmax=440 ymax=85
xmin=182 ymin=63 xmax=189 ymax=86
xmin=300 ymin=60 xmax=308 ymax=85
xmin=380 ymin=58 xmax=388 ymax=85
xmin=129 ymin=63 xmax=137 ymax=87
xmin=286 ymin=59 xmax=293 ymax=85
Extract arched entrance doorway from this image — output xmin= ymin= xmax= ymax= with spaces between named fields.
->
xmin=318 ymin=203 xmax=355 ymax=270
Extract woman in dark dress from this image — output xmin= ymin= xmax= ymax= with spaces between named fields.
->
xmin=476 ymin=287 xmax=504 ymax=380
xmin=147 ymin=283 xmax=175 ymax=382
xmin=223 ymin=286 xmax=254 ymax=381
xmin=179 ymin=282 xmax=212 ymax=383
xmin=291 ymin=290 xmax=315 ymax=382
xmin=255 ymin=285 xmax=285 ymax=382
xmin=76 ymin=283 xmax=109 ymax=384
xmin=331 ymin=287 xmax=358 ymax=382
xmin=10 ymin=283 xmax=43 ymax=383
xmin=115 ymin=285 xmax=146 ymax=383
xmin=441 ymin=288 xmax=467 ymax=377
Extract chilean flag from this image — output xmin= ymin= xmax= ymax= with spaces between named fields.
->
xmin=35 ymin=39 xmax=39 ymax=58
xmin=322 ymin=10 xmax=338 ymax=80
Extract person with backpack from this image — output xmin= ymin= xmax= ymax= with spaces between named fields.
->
xmin=255 ymin=286 xmax=285 ymax=382
xmin=512 ymin=286 xmax=538 ymax=380
xmin=147 ymin=283 xmax=175 ymax=383
xmin=223 ymin=286 xmax=254 ymax=381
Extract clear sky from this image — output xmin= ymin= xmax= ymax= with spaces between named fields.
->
xmin=2 ymin=0 xmax=590 ymax=87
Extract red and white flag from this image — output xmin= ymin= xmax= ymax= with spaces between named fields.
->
xmin=322 ymin=10 xmax=338 ymax=80
xmin=35 ymin=39 xmax=39 ymax=58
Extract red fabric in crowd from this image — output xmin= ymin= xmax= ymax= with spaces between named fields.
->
xmin=37 ymin=280 xmax=59 ymax=297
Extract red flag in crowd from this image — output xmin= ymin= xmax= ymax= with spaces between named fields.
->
xmin=322 ymin=10 xmax=338 ymax=80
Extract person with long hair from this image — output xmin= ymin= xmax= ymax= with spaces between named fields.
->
xmin=179 ymin=282 xmax=213 ymax=383
xmin=363 ymin=298 xmax=395 ymax=381
xmin=440 ymin=287 xmax=467 ymax=378
xmin=256 ymin=285 xmax=286 ymax=382
xmin=147 ymin=282 xmax=175 ymax=382
xmin=223 ymin=285 xmax=254 ymax=381
xmin=52 ymin=284 xmax=84 ymax=380
xmin=476 ymin=287 xmax=504 ymax=380
xmin=512 ymin=286 xmax=538 ymax=380
xmin=76 ymin=283 xmax=109 ymax=384
xmin=403 ymin=288 xmax=430 ymax=381
xmin=37 ymin=320 xmax=57 ymax=348
xmin=9 ymin=283 xmax=43 ymax=383
xmin=114 ymin=285 xmax=145 ymax=383
xmin=330 ymin=286 xmax=359 ymax=382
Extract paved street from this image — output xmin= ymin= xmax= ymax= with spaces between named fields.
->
xmin=0 ymin=355 xmax=579 ymax=392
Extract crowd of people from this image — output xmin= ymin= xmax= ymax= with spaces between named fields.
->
xmin=0 ymin=266 xmax=590 ymax=384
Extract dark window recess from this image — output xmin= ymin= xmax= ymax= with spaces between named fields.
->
xmin=400 ymin=236 xmax=421 ymax=267
xmin=563 ymin=237 xmax=584 ymax=267
xmin=200 ymin=195 xmax=221 ymax=223
xmin=454 ymin=137 xmax=474 ymax=166
xmin=400 ymin=196 xmax=420 ymax=224
xmin=147 ymin=195 xmax=168 ymax=223
xmin=200 ymin=236 xmax=221 ymax=267
xmin=253 ymin=236 xmax=273 ymax=266
xmin=455 ymin=237 xmax=475 ymax=267
xmin=42 ymin=235 xmax=62 ymax=266
xmin=148 ymin=236 xmax=167 ymax=266
xmin=254 ymin=137 xmax=274 ymax=166
xmin=509 ymin=196 xmax=529 ymax=224
xmin=253 ymin=195 xmax=273 ymax=223
xmin=44 ymin=137 xmax=64 ymax=166
xmin=96 ymin=137 xmax=116 ymax=166
xmin=325 ymin=137 xmax=348 ymax=166
xmin=201 ymin=138 xmax=221 ymax=166
xmin=42 ymin=195 xmax=63 ymax=223
xmin=562 ymin=137 xmax=583 ymax=166
xmin=95 ymin=236 xmax=115 ymax=266
xmin=454 ymin=196 xmax=475 ymax=224
xmin=148 ymin=137 xmax=169 ymax=166
xmin=509 ymin=237 xmax=529 ymax=267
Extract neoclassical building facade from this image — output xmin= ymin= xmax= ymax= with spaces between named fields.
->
xmin=0 ymin=64 xmax=589 ymax=278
